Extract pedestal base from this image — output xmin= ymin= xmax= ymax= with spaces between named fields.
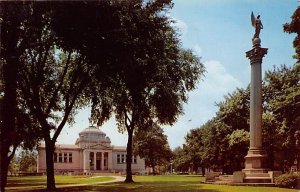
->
xmin=243 ymin=148 xmax=268 ymax=174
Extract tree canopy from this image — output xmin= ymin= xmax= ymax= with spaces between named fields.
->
xmin=1 ymin=0 xmax=204 ymax=190
xmin=134 ymin=123 xmax=172 ymax=174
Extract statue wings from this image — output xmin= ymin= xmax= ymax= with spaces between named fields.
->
xmin=251 ymin=12 xmax=256 ymax=28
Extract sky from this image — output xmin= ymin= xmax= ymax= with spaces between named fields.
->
xmin=57 ymin=0 xmax=299 ymax=149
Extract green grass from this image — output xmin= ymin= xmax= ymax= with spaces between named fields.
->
xmin=7 ymin=175 xmax=114 ymax=191
xmin=7 ymin=175 xmax=300 ymax=192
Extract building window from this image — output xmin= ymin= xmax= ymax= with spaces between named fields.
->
xmin=117 ymin=154 xmax=126 ymax=164
xmin=121 ymin=154 xmax=125 ymax=164
xmin=54 ymin=153 xmax=57 ymax=163
xmin=58 ymin=153 xmax=62 ymax=163
xmin=133 ymin=156 xmax=137 ymax=164
xmin=64 ymin=153 xmax=68 ymax=163
xmin=69 ymin=153 xmax=72 ymax=163
xmin=117 ymin=154 xmax=121 ymax=164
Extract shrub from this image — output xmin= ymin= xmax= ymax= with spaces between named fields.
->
xmin=274 ymin=173 xmax=298 ymax=188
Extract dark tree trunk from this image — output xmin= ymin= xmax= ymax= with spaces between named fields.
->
xmin=45 ymin=137 xmax=56 ymax=190
xmin=125 ymin=128 xmax=134 ymax=183
xmin=151 ymin=161 xmax=156 ymax=175
xmin=0 ymin=48 xmax=18 ymax=192
xmin=201 ymin=167 xmax=205 ymax=176
xmin=0 ymin=147 xmax=9 ymax=192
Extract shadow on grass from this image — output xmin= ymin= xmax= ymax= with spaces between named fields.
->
xmin=20 ymin=181 xmax=220 ymax=192
xmin=7 ymin=178 xmax=46 ymax=189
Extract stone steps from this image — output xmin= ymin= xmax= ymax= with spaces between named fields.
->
xmin=218 ymin=175 xmax=233 ymax=181
xmin=245 ymin=173 xmax=270 ymax=177
xmin=244 ymin=172 xmax=272 ymax=183
xmin=244 ymin=176 xmax=272 ymax=183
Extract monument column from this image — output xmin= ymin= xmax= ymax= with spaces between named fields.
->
xmin=243 ymin=37 xmax=268 ymax=174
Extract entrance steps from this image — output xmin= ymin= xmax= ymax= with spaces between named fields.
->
xmin=205 ymin=171 xmax=278 ymax=186
xmin=244 ymin=173 xmax=272 ymax=183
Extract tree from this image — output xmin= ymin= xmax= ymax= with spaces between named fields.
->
xmin=183 ymin=128 xmax=205 ymax=175
xmin=1 ymin=1 xmax=204 ymax=187
xmin=134 ymin=123 xmax=172 ymax=175
xmin=43 ymin=0 xmax=204 ymax=183
xmin=213 ymin=88 xmax=250 ymax=173
xmin=172 ymin=147 xmax=189 ymax=172
xmin=179 ymin=88 xmax=251 ymax=174
xmin=18 ymin=150 xmax=37 ymax=173
xmin=18 ymin=46 xmax=90 ymax=190
xmin=86 ymin=0 xmax=204 ymax=182
xmin=264 ymin=64 xmax=300 ymax=171
xmin=284 ymin=7 xmax=300 ymax=62
xmin=7 ymin=155 xmax=18 ymax=176
xmin=0 ymin=2 xmax=48 ymax=190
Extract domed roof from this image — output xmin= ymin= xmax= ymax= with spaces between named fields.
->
xmin=79 ymin=126 xmax=106 ymax=136
xmin=75 ymin=126 xmax=111 ymax=145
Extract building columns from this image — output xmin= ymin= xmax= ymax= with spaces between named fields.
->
xmin=108 ymin=151 xmax=113 ymax=171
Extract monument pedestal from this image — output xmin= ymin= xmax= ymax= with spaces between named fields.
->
xmin=243 ymin=148 xmax=268 ymax=174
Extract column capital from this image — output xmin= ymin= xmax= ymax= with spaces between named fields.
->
xmin=246 ymin=38 xmax=268 ymax=64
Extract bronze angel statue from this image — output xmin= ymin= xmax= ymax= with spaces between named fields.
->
xmin=251 ymin=12 xmax=263 ymax=39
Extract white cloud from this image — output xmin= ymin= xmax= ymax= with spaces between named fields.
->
xmin=171 ymin=18 xmax=188 ymax=37
xmin=193 ymin=44 xmax=202 ymax=56
xmin=200 ymin=60 xmax=242 ymax=95
xmin=164 ymin=60 xmax=242 ymax=148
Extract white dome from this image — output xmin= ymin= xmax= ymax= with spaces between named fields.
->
xmin=75 ymin=126 xmax=111 ymax=145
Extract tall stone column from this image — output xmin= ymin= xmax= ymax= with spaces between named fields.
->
xmin=243 ymin=37 xmax=268 ymax=174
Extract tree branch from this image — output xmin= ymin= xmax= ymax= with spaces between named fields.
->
xmin=45 ymin=51 xmax=71 ymax=115
xmin=52 ymin=75 xmax=88 ymax=142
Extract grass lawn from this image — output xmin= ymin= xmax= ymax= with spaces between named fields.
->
xmin=7 ymin=175 xmax=299 ymax=192
xmin=6 ymin=175 xmax=114 ymax=191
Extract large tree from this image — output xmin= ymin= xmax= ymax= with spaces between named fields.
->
xmin=44 ymin=0 xmax=204 ymax=182
xmin=0 ymin=2 xmax=48 ymax=190
xmin=184 ymin=126 xmax=211 ymax=175
xmin=134 ymin=123 xmax=172 ymax=175
xmin=86 ymin=1 xmax=204 ymax=182
xmin=284 ymin=6 xmax=300 ymax=62
xmin=1 ymin=1 xmax=204 ymax=188
xmin=179 ymin=88 xmax=250 ymax=174
xmin=264 ymin=64 xmax=300 ymax=171
xmin=18 ymin=47 xmax=91 ymax=190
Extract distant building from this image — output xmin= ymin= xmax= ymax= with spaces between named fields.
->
xmin=37 ymin=126 xmax=145 ymax=174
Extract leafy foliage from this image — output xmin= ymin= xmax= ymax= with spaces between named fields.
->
xmin=18 ymin=150 xmax=37 ymax=173
xmin=134 ymin=123 xmax=172 ymax=174
xmin=284 ymin=7 xmax=300 ymax=62
xmin=68 ymin=0 xmax=205 ymax=182
xmin=274 ymin=173 xmax=298 ymax=188
xmin=264 ymin=64 xmax=300 ymax=170
xmin=175 ymin=63 xmax=299 ymax=174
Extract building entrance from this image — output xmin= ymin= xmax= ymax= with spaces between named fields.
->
xmin=96 ymin=152 xmax=102 ymax=170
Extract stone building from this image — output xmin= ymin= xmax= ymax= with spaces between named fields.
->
xmin=37 ymin=126 xmax=145 ymax=174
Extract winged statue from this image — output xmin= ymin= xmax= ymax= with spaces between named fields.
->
xmin=251 ymin=12 xmax=263 ymax=39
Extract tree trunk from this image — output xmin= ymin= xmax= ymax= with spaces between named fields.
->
xmin=151 ymin=162 xmax=156 ymax=175
xmin=125 ymin=129 xmax=134 ymax=183
xmin=45 ymin=138 xmax=56 ymax=190
xmin=0 ymin=44 xmax=18 ymax=192
xmin=201 ymin=167 xmax=205 ymax=176
xmin=0 ymin=147 xmax=9 ymax=192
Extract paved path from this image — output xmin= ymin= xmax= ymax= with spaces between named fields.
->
xmin=57 ymin=176 xmax=125 ymax=188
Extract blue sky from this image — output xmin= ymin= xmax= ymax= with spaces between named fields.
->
xmin=57 ymin=0 xmax=299 ymax=149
